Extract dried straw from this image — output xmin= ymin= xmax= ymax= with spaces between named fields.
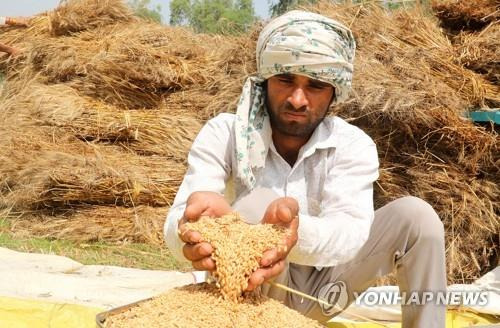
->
xmin=0 ymin=142 xmax=186 ymax=210
xmin=2 ymin=83 xmax=202 ymax=160
xmin=454 ymin=22 xmax=500 ymax=84
xmin=48 ymin=0 xmax=133 ymax=36
xmin=8 ymin=205 xmax=167 ymax=245
xmin=431 ymin=0 xmax=499 ymax=32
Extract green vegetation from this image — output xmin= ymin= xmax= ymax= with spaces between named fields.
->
xmin=128 ymin=0 xmax=163 ymax=23
xmin=170 ymin=0 xmax=256 ymax=34
xmin=0 ymin=218 xmax=188 ymax=271
xmin=269 ymin=0 xmax=431 ymax=16
xmin=269 ymin=0 xmax=317 ymax=17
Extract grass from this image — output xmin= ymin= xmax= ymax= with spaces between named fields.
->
xmin=0 ymin=217 xmax=189 ymax=271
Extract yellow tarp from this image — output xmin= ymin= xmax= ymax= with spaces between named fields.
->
xmin=0 ymin=296 xmax=103 ymax=328
xmin=0 ymin=296 xmax=498 ymax=328
xmin=327 ymin=310 xmax=500 ymax=328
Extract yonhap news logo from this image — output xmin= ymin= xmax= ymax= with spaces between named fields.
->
xmin=318 ymin=281 xmax=349 ymax=316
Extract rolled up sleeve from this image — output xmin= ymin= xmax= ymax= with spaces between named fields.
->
xmin=164 ymin=114 xmax=233 ymax=263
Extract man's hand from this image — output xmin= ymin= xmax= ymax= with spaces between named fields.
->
xmin=8 ymin=47 xmax=22 ymax=57
xmin=178 ymin=191 xmax=232 ymax=271
xmin=246 ymin=197 xmax=299 ymax=291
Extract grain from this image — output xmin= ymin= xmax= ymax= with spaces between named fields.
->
xmin=103 ymin=283 xmax=323 ymax=328
xmin=185 ymin=213 xmax=288 ymax=302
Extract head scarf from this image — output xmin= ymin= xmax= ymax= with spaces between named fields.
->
xmin=234 ymin=10 xmax=356 ymax=189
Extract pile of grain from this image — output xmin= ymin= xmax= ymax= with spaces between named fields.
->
xmin=103 ymin=283 xmax=322 ymax=328
xmin=185 ymin=214 xmax=287 ymax=301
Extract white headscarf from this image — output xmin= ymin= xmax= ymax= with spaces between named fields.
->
xmin=234 ymin=10 xmax=356 ymax=189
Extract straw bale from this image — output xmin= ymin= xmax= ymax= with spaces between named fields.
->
xmin=2 ymin=83 xmax=202 ymax=160
xmin=0 ymin=15 xmax=51 ymax=72
xmin=407 ymin=164 xmax=499 ymax=281
xmin=8 ymin=205 xmax=166 ymax=245
xmin=104 ymin=283 xmax=323 ymax=328
xmin=455 ymin=23 xmax=500 ymax=84
xmin=373 ymin=157 xmax=499 ymax=283
xmin=48 ymin=0 xmax=133 ymax=36
xmin=23 ymin=22 xmax=225 ymax=109
xmin=431 ymin=0 xmax=499 ymax=32
xmin=0 ymin=143 xmax=185 ymax=210
xmin=186 ymin=214 xmax=287 ymax=301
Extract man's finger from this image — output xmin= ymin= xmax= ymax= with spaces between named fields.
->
xmin=179 ymin=228 xmax=202 ymax=244
xmin=260 ymin=247 xmax=283 ymax=267
xmin=277 ymin=204 xmax=293 ymax=224
xmin=246 ymin=260 xmax=285 ymax=291
xmin=183 ymin=242 xmax=213 ymax=261
xmin=192 ymin=257 xmax=216 ymax=271
xmin=184 ymin=200 xmax=210 ymax=222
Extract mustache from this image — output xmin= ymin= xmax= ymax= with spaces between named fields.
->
xmin=281 ymin=101 xmax=307 ymax=113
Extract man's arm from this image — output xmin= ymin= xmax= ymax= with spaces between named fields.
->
xmin=0 ymin=16 xmax=29 ymax=27
xmin=288 ymin=137 xmax=379 ymax=267
xmin=164 ymin=114 xmax=233 ymax=264
xmin=0 ymin=43 xmax=19 ymax=56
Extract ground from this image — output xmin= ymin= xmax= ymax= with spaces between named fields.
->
xmin=0 ymin=217 xmax=188 ymax=271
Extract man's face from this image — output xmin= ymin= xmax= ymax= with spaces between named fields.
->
xmin=266 ymin=74 xmax=335 ymax=138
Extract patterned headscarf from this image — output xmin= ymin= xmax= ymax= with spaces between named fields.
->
xmin=234 ymin=10 xmax=356 ymax=189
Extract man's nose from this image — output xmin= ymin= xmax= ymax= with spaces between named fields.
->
xmin=288 ymin=87 xmax=309 ymax=110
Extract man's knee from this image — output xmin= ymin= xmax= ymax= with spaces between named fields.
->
xmin=390 ymin=196 xmax=444 ymax=242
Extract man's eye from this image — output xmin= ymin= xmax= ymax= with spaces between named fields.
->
xmin=310 ymin=84 xmax=327 ymax=90
xmin=278 ymin=78 xmax=293 ymax=84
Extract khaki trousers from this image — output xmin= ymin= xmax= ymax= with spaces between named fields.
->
xmin=263 ymin=196 xmax=447 ymax=328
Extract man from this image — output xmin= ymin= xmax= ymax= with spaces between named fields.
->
xmin=165 ymin=10 xmax=446 ymax=327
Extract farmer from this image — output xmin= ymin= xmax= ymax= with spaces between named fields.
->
xmin=165 ymin=10 xmax=446 ymax=328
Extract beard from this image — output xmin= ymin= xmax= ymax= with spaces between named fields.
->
xmin=266 ymin=101 xmax=327 ymax=138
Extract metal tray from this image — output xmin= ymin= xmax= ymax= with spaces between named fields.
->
xmin=96 ymin=297 xmax=153 ymax=328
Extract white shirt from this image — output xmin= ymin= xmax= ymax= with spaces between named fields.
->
xmin=164 ymin=113 xmax=379 ymax=268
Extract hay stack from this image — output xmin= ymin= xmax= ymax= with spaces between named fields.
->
xmin=10 ymin=205 xmax=167 ymax=245
xmin=431 ymin=0 xmax=499 ymax=32
xmin=26 ymin=23 xmax=220 ymax=109
xmin=48 ymin=0 xmax=133 ymax=36
xmin=0 ymin=142 xmax=185 ymax=210
xmin=454 ymin=22 xmax=500 ymax=84
xmin=2 ymin=83 xmax=201 ymax=159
